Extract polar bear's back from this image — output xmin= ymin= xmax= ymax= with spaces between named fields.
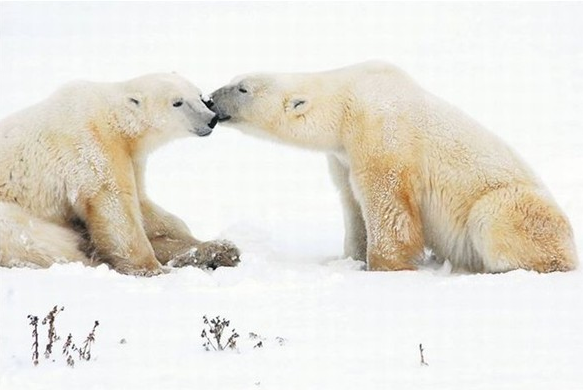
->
xmin=0 ymin=81 xmax=113 ymax=223
xmin=0 ymin=80 xmax=109 ymax=141
xmin=413 ymin=90 xmax=540 ymax=190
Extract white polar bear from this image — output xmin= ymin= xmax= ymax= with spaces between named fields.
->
xmin=209 ymin=61 xmax=577 ymax=273
xmin=0 ymin=73 xmax=239 ymax=275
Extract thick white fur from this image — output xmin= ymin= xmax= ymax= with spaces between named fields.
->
xmin=0 ymin=74 xmax=239 ymax=275
xmin=211 ymin=61 xmax=577 ymax=273
xmin=0 ymin=202 xmax=88 ymax=268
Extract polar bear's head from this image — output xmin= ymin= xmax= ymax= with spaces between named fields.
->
xmin=120 ymin=73 xmax=218 ymax=141
xmin=209 ymin=73 xmax=346 ymax=150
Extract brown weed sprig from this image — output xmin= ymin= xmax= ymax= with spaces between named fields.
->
xmin=41 ymin=305 xmax=64 ymax=359
xmin=27 ymin=315 xmax=40 ymax=365
xmin=419 ymin=343 xmax=429 ymax=366
xmin=62 ymin=333 xmax=76 ymax=368
xmin=201 ymin=315 xmax=239 ymax=351
xmin=79 ymin=321 xmax=99 ymax=361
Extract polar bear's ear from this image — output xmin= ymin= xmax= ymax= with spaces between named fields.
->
xmin=285 ymin=96 xmax=311 ymax=116
xmin=119 ymin=93 xmax=147 ymax=137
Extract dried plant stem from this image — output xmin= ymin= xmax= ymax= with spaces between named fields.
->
xmin=62 ymin=333 xmax=76 ymax=368
xmin=41 ymin=305 xmax=64 ymax=359
xmin=79 ymin=321 xmax=99 ymax=361
xmin=201 ymin=315 xmax=239 ymax=351
xmin=27 ymin=306 xmax=100 ymax=367
xmin=27 ymin=315 xmax=40 ymax=366
xmin=226 ymin=330 xmax=239 ymax=350
xmin=419 ymin=343 xmax=428 ymax=366
xmin=201 ymin=329 xmax=217 ymax=351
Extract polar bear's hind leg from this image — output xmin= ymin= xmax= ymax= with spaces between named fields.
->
xmin=0 ymin=202 xmax=90 ymax=269
xmin=467 ymin=188 xmax=577 ymax=273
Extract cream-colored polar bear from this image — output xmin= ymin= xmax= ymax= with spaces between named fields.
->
xmin=210 ymin=61 xmax=577 ymax=273
xmin=0 ymin=73 xmax=239 ymax=275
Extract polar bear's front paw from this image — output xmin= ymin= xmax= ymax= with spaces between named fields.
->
xmin=169 ymin=240 xmax=240 ymax=270
xmin=128 ymin=266 xmax=167 ymax=277
xmin=114 ymin=259 xmax=166 ymax=277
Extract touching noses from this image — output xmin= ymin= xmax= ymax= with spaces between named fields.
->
xmin=202 ymin=97 xmax=218 ymax=129
xmin=203 ymin=97 xmax=215 ymax=110
xmin=208 ymin=114 xmax=219 ymax=129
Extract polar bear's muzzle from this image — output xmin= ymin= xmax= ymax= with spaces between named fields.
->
xmin=195 ymin=128 xmax=212 ymax=137
xmin=207 ymin=99 xmax=232 ymax=122
xmin=216 ymin=114 xmax=231 ymax=122
xmin=202 ymin=96 xmax=215 ymax=110
xmin=208 ymin=87 xmax=237 ymax=122
xmin=193 ymin=116 xmax=217 ymax=137
xmin=202 ymin=97 xmax=228 ymax=124
xmin=185 ymin=100 xmax=218 ymax=137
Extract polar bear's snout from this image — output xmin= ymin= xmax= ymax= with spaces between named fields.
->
xmin=209 ymin=87 xmax=236 ymax=122
xmin=194 ymin=112 xmax=218 ymax=137
xmin=201 ymin=97 xmax=221 ymax=129
xmin=202 ymin=96 xmax=214 ymax=110
xmin=184 ymin=101 xmax=219 ymax=137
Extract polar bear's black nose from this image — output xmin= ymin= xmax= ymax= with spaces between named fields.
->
xmin=208 ymin=115 xmax=219 ymax=129
xmin=203 ymin=98 xmax=214 ymax=110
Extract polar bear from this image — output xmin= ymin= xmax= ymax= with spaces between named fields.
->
xmin=209 ymin=61 xmax=577 ymax=273
xmin=0 ymin=73 xmax=240 ymax=276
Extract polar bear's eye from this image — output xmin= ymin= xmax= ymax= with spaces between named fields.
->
xmin=238 ymin=87 xmax=248 ymax=94
xmin=293 ymin=100 xmax=306 ymax=109
xmin=172 ymin=100 xmax=184 ymax=108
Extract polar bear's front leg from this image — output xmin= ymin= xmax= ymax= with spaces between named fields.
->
xmin=84 ymin=191 xmax=161 ymax=276
xmin=354 ymin=168 xmax=424 ymax=271
xmin=327 ymin=155 xmax=367 ymax=261
xmin=140 ymin=199 xmax=240 ymax=269
xmin=140 ymin=198 xmax=199 ymax=264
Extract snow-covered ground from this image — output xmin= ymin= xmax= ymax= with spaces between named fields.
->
xmin=1 ymin=2 xmax=582 ymax=389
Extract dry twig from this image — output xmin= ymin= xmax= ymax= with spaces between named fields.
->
xmin=27 ymin=315 xmax=39 ymax=366
xmin=419 ymin=343 xmax=428 ymax=366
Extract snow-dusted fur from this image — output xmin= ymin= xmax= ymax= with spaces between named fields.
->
xmin=210 ymin=61 xmax=577 ymax=273
xmin=0 ymin=74 xmax=239 ymax=275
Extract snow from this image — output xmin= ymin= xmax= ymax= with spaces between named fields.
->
xmin=2 ymin=261 xmax=582 ymax=390
xmin=1 ymin=2 xmax=582 ymax=389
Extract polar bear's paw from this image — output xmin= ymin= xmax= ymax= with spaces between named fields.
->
xmin=169 ymin=240 xmax=240 ymax=270
xmin=128 ymin=266 xmax=167 ymax=277
xmin=113 ymin=260 xmax=166 ymax=277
